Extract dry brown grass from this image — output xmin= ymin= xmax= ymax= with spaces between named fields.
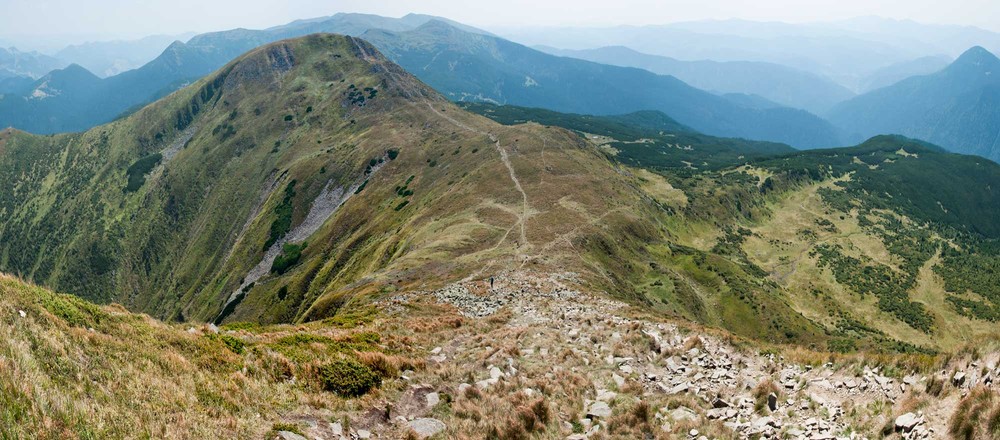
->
xmin=752 ymin=378 xmax=780 ymax=414
xmin=949 ymin=387 xmax=1000 ymax=440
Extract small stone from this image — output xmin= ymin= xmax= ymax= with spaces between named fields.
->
xmin=431 ymin=346 xmax=442 ymax=354
xmin=670 ymin=406 xmax=697 ymax=421
xmin=767 ymin=392 xmax=778 ymax=412
xmin=356 ymin=429 xmax=371 ymax=439
xmin=688 ymin=428 xmax=699 ymax=437
xmin=596 ymin=389 xmax=617 ymax=402
xmin=276 ymin=431 xmax=307 ymax=440
xmin=895 ymin=412 xmax=920 ymax=432
xmin=587 ymin=401 xmax=613 ymax=418
xmin=612 ymin=373 xmax=625 ymax=388
xmin=408 ymin=418 xmax=446 ymax=439
xmin=425 ymin=392 xmax=440 ymax=408
xmin=330 ymin=422 xmax=343 ymax=436
xmin=953 ymin=371 xmax=966 ymax=386
xmin=18 ymin=310 xmax=26 ymax=318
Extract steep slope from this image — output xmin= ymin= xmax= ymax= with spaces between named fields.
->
xmin=829 ymin=46 xmax=1000 ymax=161
xmin=539 ymin=45 xmax=855 ymax=114
xmin=363 ymin=21 xmax=842 ymax=148
xmin=0 ymin=34 xmax=660 ymax=330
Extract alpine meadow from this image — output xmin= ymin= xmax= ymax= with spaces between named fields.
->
xmin=1 ymin=3 xmax=1000 ymax=440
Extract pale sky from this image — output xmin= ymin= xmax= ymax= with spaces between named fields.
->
xmin=3 ymin=0 xmax=1000 ymax=49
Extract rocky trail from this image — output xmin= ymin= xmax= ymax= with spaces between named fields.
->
xmin=277 ymin=271 xmax=995 ymax=439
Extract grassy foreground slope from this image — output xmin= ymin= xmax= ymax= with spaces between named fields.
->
xmin=0 ymin=273 xmax=424 ymax=439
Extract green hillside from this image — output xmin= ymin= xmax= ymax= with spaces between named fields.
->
xmin=4 ymin=34 xmax=1000 ymax=356
xmin=0 ymin=34 xmax=663 ymax=330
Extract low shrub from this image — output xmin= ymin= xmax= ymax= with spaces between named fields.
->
xmin=271 ymin=242 xmax=306 ymax=274
xmin=317 ymin=358 xmax=382 ymax=397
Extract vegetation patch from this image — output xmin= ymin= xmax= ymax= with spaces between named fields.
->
xmin=317 ymin=358 xmax=382 ymax=397
xmin=124 ymin=153 xmax=162 ymax=192
xmin=264 ymin=180 xmax=297 ymax=251
xmin=271 ymin=242 xmax=307 ymax=275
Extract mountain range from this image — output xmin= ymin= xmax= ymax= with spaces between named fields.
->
xmin=0 ymin=46 xmax=64 ymax=79
xmin=501 ymin=17 xmax=1000 ymax=90
xmin=0 ymin=14 xmax=839 ymax=148
xmin=4 ymin=33 xmax=1000 ymax=350
xmin=829 ymin=46 xmax=1000 ymax=161
xmin=537 ymin=45 xmax=855 ymax=114
xmin=4 ymin=29 xmax=1000 ymax=438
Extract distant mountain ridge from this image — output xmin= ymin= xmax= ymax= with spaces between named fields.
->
xmin=0 ymin=13 xmax=841 ymax=148
xmin=828 ymin=46 xmax=1000 ymax=161
xmin=501 ymin=17 xmax=1000 ymax=90
xmin=55 ymin=33 xmax=194 ymax=77
xmin=0 ymin=47 xmax=65 ymax=79
xmin=537 ymin=45 xmax=855 ymax=114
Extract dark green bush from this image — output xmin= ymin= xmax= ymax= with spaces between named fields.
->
xmin=208 ymin=334 xmax=246 ymax=355
xmin=271 ymin=242 xmax=306 ymax=274
xmin=318 ymin=358 xmax=381 ymax=397
xmin=124 ymin=153 xmax=162 ymax=193
xmin=264 ymin=181 xmax=297 ymax=250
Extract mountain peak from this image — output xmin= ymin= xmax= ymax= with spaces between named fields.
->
xmin=954 ymin=46 xmax=1000 ymax=67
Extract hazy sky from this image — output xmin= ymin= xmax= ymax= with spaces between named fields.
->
xmin=3 ymin=0 xmax=1000 ymax=49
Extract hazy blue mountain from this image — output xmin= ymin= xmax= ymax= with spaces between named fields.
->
xmin=859 ymin=55 xmax=952 ymax=92
xmin=500 ymin=18 xmax=1000 ymax=90
xmin=0 ymin=75 xmax=33 ymax=94
xmin=828 ymin=46 xmax=1000 ymax=161
xmin=0 ymin=47 xmax=66 ymax=79
xmin=0 ymin=13 xmax=840 ymax=148
xmin=54 ymin=33 xmax=194 ymax=77
xmin=361 ymin=21 xmax=841 ymax=147
xmin=720 ymin=93 xmax=785 ymax=110
xmin=538 ymin=45 xmax=855 ymax=113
